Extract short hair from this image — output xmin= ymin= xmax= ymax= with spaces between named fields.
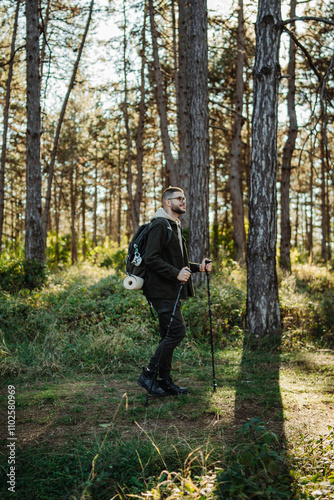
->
xmin=162 ymin=187 xmax=184 ymax=206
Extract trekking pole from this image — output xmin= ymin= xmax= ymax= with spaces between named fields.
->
xmin=205 ymin=260 xmax=217 ymax=393
xmin=145 ymin=281 xmax=185 ymax=407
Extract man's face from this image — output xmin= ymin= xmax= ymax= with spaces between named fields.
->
xmin=169 ymin=193 xmax=186 ymax=215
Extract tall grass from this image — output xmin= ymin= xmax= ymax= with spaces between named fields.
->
xmin=1 ymin=261 xmax=333 ymax=378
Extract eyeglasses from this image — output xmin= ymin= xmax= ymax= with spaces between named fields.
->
xmin=168 ymin=196 xmax=186 ymax=203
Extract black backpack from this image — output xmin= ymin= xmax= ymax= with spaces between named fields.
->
xmin=126 ymin=218 xmax=173 ymax=279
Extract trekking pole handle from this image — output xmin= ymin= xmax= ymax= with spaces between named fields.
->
xmin=204 ymin=259 xmax=212 ymax=274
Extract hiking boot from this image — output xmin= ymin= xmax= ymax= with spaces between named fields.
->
xmin=137 ymin=368 xmax=169 ymax=397
xmin=158 ymin=377 xmax=188 ymax=396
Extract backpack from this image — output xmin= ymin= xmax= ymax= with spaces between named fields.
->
xmin=125 ymin=218 xmax=173 ymax=286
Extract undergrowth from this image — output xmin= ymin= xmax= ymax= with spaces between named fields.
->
xmin=0 ymin=262 xmax=333 ymax=499
xmin=1 ymin=261 xmax=333 ymax=378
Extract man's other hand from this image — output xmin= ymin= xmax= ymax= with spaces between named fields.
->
xmin=199 ymin=259 xmax=212 ymax=273
xmin=177 ymin=267 xmax=191 ymax=282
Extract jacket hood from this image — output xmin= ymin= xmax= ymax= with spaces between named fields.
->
xmin=151 ymin=207 xmax=181 ymax=226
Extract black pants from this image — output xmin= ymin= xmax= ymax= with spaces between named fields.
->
xmin=147 ymin=298 xmax=186 ymax=379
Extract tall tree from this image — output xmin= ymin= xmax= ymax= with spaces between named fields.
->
xmin=70 ymin=160 xmax=78 ymax=264
xmin=0 ymin=0 xmax=21 ymax=254
xmin=26 ymin=0 xmax=44 ymax=263
xmin=280 ymin=0 xmax=297 ymax=272
xmin=42 ymin=0 xmax=94 ymax=242
xmin=188 ymin=0 xmax=210 ymax=263
xmin=122 ymin=0 xmax=145 ymax=233
xmin=229 ymin=0 xmax=246 ymax=264
xmin=148 ymin=0 xmax=177 ymax=186
xmin=134 ymin=6 xmax=147 ymax=229
xmin=177 ymin=0 xmax=190 ymax=228
xmin=246 ymin=0 xmax=282 ymax=338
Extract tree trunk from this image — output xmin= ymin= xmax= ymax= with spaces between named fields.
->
xmin=117 ymin=146 xmax=122 ymax=246
xmin=320 ymin=122 xmax=327 ymax=261
xmin=148 ymin=0 xmax=177 ymax=186
xmin=42 ymin=0 xmax=94 ymax=241
xmin=0 ymin=0 xmax=21 ymax=254
xmin=70 ymin=164 xmax=78 ymax=264
xmin=40 ymin=0 xmax=50 ymax=80
xmin=82 ymin=176 xmax=87 ymax=259
xmin=308 ymin=152 xmax=314 ymax=263
xmin=229 ymin=0 xmax=246 ymax=265
xmin=246 ymin=0 xmax=282 ymax=338
xmin=93 ymin=161 xmax=98 ymax=248
xmin=177 ymin=0 xmax=191 ymax=228
xmin=108 ymin=175 xmax=116 ymax=240
xmin=122 ymin=0 xmax=137 ymax=233
xmin=53 ymin=179 xmax=60 ymax=263
xmin=134 ymin=6 xmax=147 ymax=230
xmin=188 ymin=0 xmax=210 ymax=266
xmin=212 ymin=127 xmax=219 ymax=261
xmin=25 ymin=0 xmax=44 ymax=263
xmin=294 ymin=191 xmax=299 ymax=247
xmin=279 ymin=0 xmax=297 ymax=272
xmin=326 ymin=171 xmax=331 ymax=261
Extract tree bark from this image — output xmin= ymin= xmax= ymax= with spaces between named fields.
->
xmin=122 ymin=0 xmax=137 ymax=233
xmin=134 ymin=6 xmax=147 ymax=230
xmin=320 ymin=121 xmax=327 ymax=261
xmin=308 ymin=151 xmax=314 ymax=263
xmin=117 ymin=142 xmax=122 ymax=246
xmin=177 ymin=0 xmax=191 ymax=228
xmin=148 ymin=0 xmax=177 ymax=186
xmin=26 ymin=0 xmax=44 ymax=263
xmin=0 ymin=0 xmax=21 ymax=254
xmin=40 ymin=0 xmax=51 ymax=81
xmin=92 ymin=160 xmax=98 ymax=247
xmin=53 ymin=179 xmax=60 ymax=263
xmin=212 ymin=127 xmax=219 ymax=261
xmin=279 ymin=0 xmax=297 ymax=272
xmin=82 ymin=175 xmax=87 ymax=259
xmin=188 ymin=0 xmax=210 ymax=265
xmin=42 ymin=0 xmax=94 ymax=241
xmin=229 ymin=0 xmax=246 ymax=264
xmin=294 ymin=191 xmax=299 ymax=248
xmin=246 ymin=0 xmax=282 ymax=338
xmin=70 ymin=163 xmax=78 ymax=264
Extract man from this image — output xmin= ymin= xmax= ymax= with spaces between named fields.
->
xmin=137 ymin=187 xmax=212 ymax=397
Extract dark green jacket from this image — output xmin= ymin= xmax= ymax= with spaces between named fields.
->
xmin=144 ymin=217 xmax=200 ymax=300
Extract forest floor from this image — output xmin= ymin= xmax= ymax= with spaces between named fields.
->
xmin=1 ymin=346 xmax=334 ymax=499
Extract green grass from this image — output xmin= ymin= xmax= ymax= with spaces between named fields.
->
xmin=0 ymin=262 xmax=334 ymax=499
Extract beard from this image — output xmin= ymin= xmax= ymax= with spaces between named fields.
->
xmin=171 ymin=201 xmax=186 ymax=215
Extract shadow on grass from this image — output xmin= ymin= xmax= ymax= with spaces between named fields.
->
xmin=216 ymin=333 xmax=296 ymax=499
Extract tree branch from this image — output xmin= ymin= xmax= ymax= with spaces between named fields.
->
xmin=282 ymin=26 xmax=321 ymax=81
xmin=0 ymin=45 xmax=25 ymax=68
xmin=282 ymin=16 xmax=334 ymax=27
xmin=209 ymin=98 xmax=249 ymax=121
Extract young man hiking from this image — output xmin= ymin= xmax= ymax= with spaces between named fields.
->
xmin=137 ymin=187 xmax=212 ymax=397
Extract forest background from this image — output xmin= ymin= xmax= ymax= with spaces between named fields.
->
xmin=0 ymin=0 xmax=334 ymax=498
xmin=0 ymin=0 xmax=333 ymax=275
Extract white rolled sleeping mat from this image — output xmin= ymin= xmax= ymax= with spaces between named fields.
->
xmin=123 ymin=275 xmax=144 ymax=290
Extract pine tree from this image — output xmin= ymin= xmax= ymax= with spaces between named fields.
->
xmin=246 ymin=0 xmax=282 ymax=338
